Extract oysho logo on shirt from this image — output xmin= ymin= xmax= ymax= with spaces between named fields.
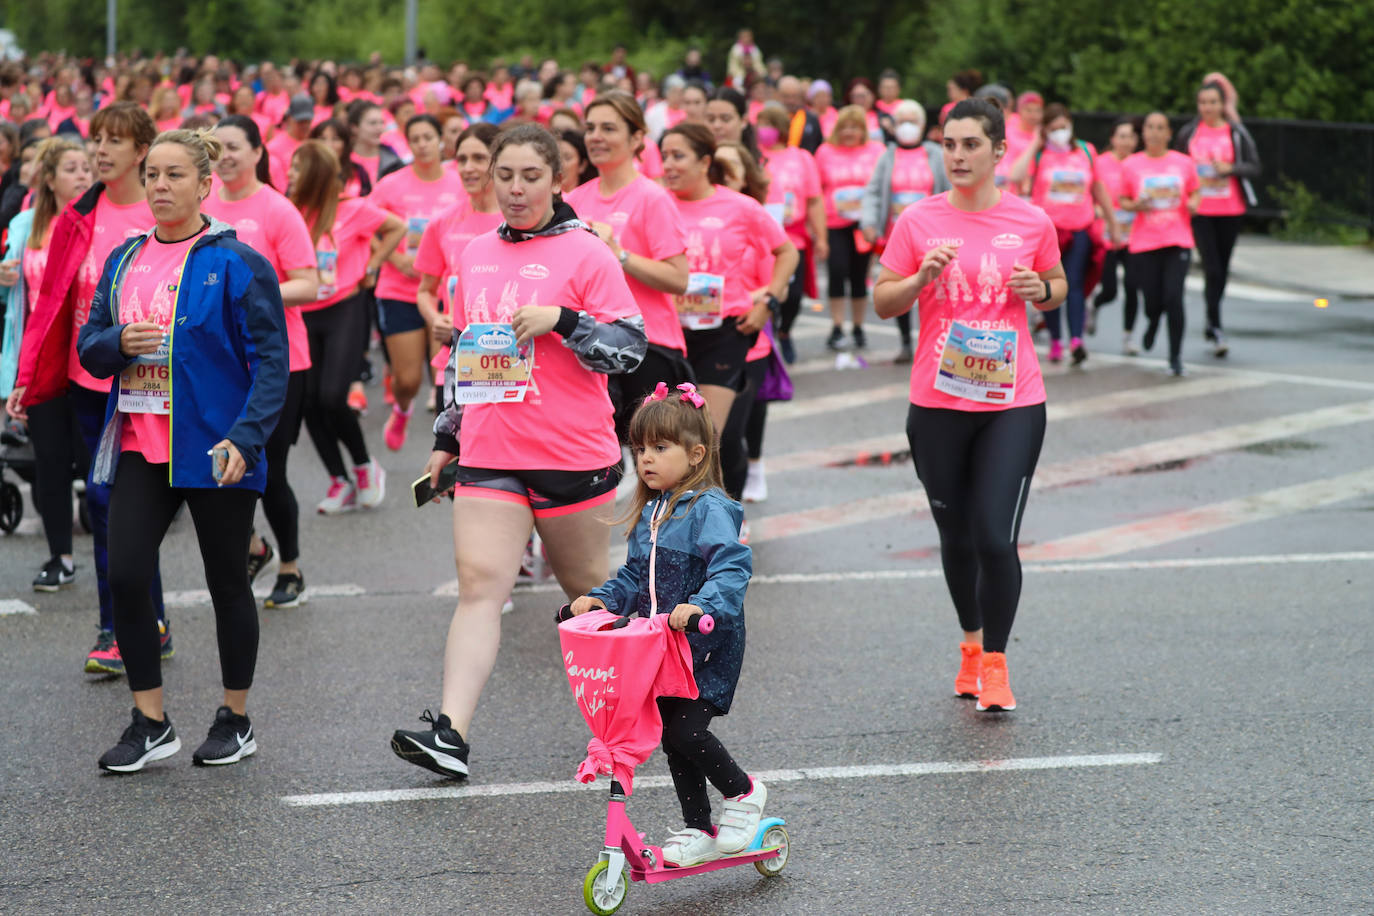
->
xmin=236 ymin=219 xmax=260 ymax=233
xmin=925 ymin=237 xmax=964 ymax=247
xmin=700 ymin=217 xmax=725 ymax=229
xmin=991 ymin=233 xmax=1024 ymax=250
xmin=519 ymin=264 xmax=549 ymax=280
xmin=471 ymin=264 xmax=499 ymax=273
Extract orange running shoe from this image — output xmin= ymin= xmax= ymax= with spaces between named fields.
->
xmin=976 ymin=651 xmax=1016 ymax=711
xmin=955 ymin=642 xmax=982 ymax=698
xmin=347 ymin=384 xmax=368 ymax=415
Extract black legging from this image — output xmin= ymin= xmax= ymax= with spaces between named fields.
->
xmin=107 ymin=453 xmax=259 ymax=692
xmin=260 ymin=370 xmax=306 ymax=563
xmin=1094 ymin=247 xmax=1141 ymax=332
xmin=304 ymin=294 xmax=372 ymax=478
xmin=775 ymin=244 xmax=807 ymax=337
xmin=23 ymin=393 xmax=81 ymax=560
xmin=1191 ymin=214 xmax=1241 ymax=333
xmin=827 ymin=226 xmax=871 ymax=301
xmin=906 ymin=403 xmax=1046 ymax=654
xmin=657 ymin=696 xmax=751 ymax=831
xmin=721 ymin=357 xmax=767 ymax=499
xmin=609 ymin=344 xmax=695 ymax=445
xmin=1132 ymin=246 xmax=1190 ymax=362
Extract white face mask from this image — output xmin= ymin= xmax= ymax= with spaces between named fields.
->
xmin=1047 ymin=127 xmax=1072 ymax=150
xmin=894 ymin=121 xmax=923 ymax=146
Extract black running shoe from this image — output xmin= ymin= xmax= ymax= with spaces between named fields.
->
xmin=192 ymin=706 xmax=257 ymax=766
xmin=246 ymin=538 xmax=275 ymax=584
xmin=851 ymin=326 xmax=867 ymax=349
xmin=98 ymin=708 xmax=180 ymax=773
xmin=1142 ymin=320 xmax=1159 ymax=352
xmin=825 ymin=326 xmax=845 ymax=350
xmin=391 ymin=709 xmax=469 ymax=778
xmin=33 ymin=556 xmax=75 ymax=592
xmin=264 ymin=572 xmax=307 ymax=609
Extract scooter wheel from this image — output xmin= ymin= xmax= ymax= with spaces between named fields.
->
xmin=582 ymin=860 xmax=628 ymax=915
xmin=0 ymin=480 xmax=21 ymax=534
xmin=754 ymin=824 xmax=790 ymax=877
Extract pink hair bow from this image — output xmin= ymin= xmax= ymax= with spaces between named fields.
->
xmin=676 ymin=383 xmax=706 ymax=409
xmin=643 ymin=381 xmax=671 ymax=406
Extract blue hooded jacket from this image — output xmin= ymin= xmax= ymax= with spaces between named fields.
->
xmin=588 ymin=488 xmax=751 ymax=713
xmin=77 ymin=216 xmax=288 ymax=491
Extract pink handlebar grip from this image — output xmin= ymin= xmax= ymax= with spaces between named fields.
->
xmin=694 ymin=614 xmax=714 ymax=634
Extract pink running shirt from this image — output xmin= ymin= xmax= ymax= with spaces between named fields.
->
xmin=1120 ymin=151 xmax=1199 ymax=254
xmin=204 ymin=185 xmax=318 ymax=371
xmin=22 ymin=243 xmax=50 ymax=315
xmin=71 ymin=196 xmax=154 ymax=393
xmin=1029 ymin=142 xmax=1098 ymax=231
xmin=761 ymin=146 xmax=821 ymax=249
xmin=566 ymin=174 xmax=688 ymax=353
xmin=1187 ymin=122 xmax=1246 ymax=216
xmin=453 ymin=228 xmax=639 ymax=472
xmin=116 ymin=231 xmax=202 ymax=463
xmin=370 ymin=165 xmax=465 ymax=302
xmin=413 ymin=200 xmax=503 ymax=312
xmin=304 ymin=197 xmax=391 ymax=312
xmin=672 ymin=186 xmax=788 ymax=320
xmin=815 ymin=141 xmax=884 ymax=228
xmin=880 ymin=192 xmax=1060 ymax=412
xmin=886 ymin=145 xmax=937 ymax=239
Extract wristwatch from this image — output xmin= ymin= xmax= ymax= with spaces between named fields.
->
xmin=1039 ymin=279 xmax=1052 ymax=303
xmin=617 ymin=248 xmax=630 ymax=266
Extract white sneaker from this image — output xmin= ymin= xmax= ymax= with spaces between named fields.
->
xmin=742 ymin=460 xmax=767 ymax=503
xmin=662 ymin=827 xmax=719 ymax=867
xmin=1122 ymin=332 xmax=1140 ymax=356
xmin=716 ymin=778 xmax=767 ymax=854
xmin=316 ymin=477 xmax=357 ymax=515
xmin=355 ymin=460 xmax=386 ymax=509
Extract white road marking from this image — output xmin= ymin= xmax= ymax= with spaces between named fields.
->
xmin=1022 ymin=467 xmax=1374 ymax=561
xmin=753 ymin=400 xmax=1374 ymax=543
xmin=280 ymin=751 xmax=1162 ymax=808
xmin=1184 ymin=273 xmax=1300 ymax=303
xmin=163 ymin=583 xmax=365 ymax=608
xmin=768 ymin=383 xmax=910 ymax=422
xmin=0 ymin=599 xmax=37 ymax=615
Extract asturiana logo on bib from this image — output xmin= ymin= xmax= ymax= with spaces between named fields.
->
xmin=991 ymin=233 xmax=1024 ymax=249
xmin=477 ymin=328 xmax=516 ymax=349
xmin=966 ymin=333 xmax=1002 ymax=355
xmin=519 ymin=263 xmax=550 ymax=280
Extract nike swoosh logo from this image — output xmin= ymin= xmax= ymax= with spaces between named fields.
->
xmin=433 ymin=734 xmax=461 ymax=750
xmin=236 ymin=730 xmax=251 ymax=748
xmin=145 ymin=725 xmax=172 ymax=751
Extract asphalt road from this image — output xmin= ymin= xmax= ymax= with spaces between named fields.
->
xmin=2 ymin=276 xmax=1371 ymax=915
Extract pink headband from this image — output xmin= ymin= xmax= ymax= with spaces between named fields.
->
xmin=1017 ymin=91 xmax=1043 ymax=108
xmin=644 ymin=381 xmax=706 ymax=409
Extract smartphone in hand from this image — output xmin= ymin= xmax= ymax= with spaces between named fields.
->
xmin=412 ymin=461 xmax=461 ymax=508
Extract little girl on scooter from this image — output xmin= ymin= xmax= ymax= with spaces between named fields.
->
xmin=569 ymin=381 xmax=765 ymax=868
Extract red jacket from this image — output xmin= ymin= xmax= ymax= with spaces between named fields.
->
xmin=15 ymin=183 xmax=104 ymax=407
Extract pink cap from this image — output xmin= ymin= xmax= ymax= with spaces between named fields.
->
xmin=1017 ymin=91 xmax=1044 ymax=108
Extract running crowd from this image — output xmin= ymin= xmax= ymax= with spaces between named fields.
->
xmin=0 ymin=39 xmax=1259 ymax=856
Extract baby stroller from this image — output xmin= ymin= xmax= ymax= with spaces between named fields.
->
xmin=0 ymin=421 xmax=33 ymax=533
xmin=556 ymin=607 xmax=789 ymax=915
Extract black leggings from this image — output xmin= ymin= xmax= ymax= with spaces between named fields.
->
xmin=776 ymin=244 xmax=807 ymax=337
xmin=721 ymin=357 xmax=767 ymax=499
xmin=23 ymin=393 xmax=82 ymax=560
xmin=906 ymin=403 xmax=1046 ymax=654
xmin=261 ymin=369 xmax=305 ymax=562
xmin=609 ymin=345 xmax=695 ymax=445
xmin=1094 ymin=248 xmax=1141 ymax=332
xmin=657 ymin=696 xmax=751 ymax=831
xmin=107 ymin=453 xmax=259 ymax=692
xmin=827 ymin=226 xmax=871 ymax=302
xmin=304 ymin=295 xmax=372 ymax=478
xmin=1191 ymin=215 xmax=1241 ymax=332
xmin=1132 ymin=246 xmax=1190 ymax=362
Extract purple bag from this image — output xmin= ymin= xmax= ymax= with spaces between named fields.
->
xmin=757 ymin=322 xmax=793 ymax=402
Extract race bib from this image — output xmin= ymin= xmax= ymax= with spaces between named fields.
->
xmin=1114 ymin=208 xmax=1136 ymax=227
xmin=675 ymin=273 xmax=725 ymax=330
xmin=892 ymin=190 xmax=926 ymax=217
xmin=1197 ymin=163 xmax=1230 ymax=199
xmin=453 ymin=323 xmax=534 ymax=403
xmin=1047 ymin=169 xmax=1087 ymax=204
xmin=316 ymin=249 xmax=337 ymax=300
xmin=406 ymin=216 xmax=430 ymax=249
xmin=934 ymin=321 xmax=1017 ymax=404
xmin=118 ymin=343 xmax=171 ymax=415
xmin=1142 ymin=174 xmax=1182 ymax=211
xmin=833 ymin=186 xmax=863 ymax=222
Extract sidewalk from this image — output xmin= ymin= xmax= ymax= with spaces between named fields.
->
xmin=1223 ymin=235 xmax=1374 ymax=299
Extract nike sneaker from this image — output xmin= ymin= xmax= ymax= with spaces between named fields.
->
xmin=391 ymin=709 xmax=469 ymax=778
xmin=98 ymin=708 xmax=181 ymax=773
xmin=192 ymin=706 xmax=257 ymax=766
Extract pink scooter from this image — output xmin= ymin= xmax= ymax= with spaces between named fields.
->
xmin=556 ymin=605 xmax=790 ymax=915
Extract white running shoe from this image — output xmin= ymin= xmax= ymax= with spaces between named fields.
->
xmin=316 ymin=477 xmax=358 ymax=515
xmin=1122 ymin=332 xmax=1140 ymax=356
xmin=355 ymin=460 xmax=386 ymax=509
xmin=662 ymin=827 xmax=719 ymax=867
xmin=742 ymin=460 xmax=767 ymax=503
xmin=716 ymin=778 xmax=767 ymax=854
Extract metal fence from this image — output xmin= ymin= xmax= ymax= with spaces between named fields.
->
xmin=1074 ymin=113 xmax=1374 ymax=233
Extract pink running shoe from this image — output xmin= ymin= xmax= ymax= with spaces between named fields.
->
xmin=1048 ymin=339 xmax=1064 ymax=363
xmin=355 ymin=460 xmax=386 ymax=509
xmin=384 ymin=406 xmax=411 ymax=451
xmin=317 ymin=477 xmax=358 ymax=515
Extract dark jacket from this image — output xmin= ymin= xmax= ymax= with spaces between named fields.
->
xmin=1173 ymin=118 xmax=1262 ymax=208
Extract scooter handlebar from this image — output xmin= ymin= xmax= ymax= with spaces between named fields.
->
xmin=555 ymin=604 xmax=714 ymax=634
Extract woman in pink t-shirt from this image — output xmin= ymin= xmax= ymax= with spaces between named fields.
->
xmin=1091 ymin=117 xmax=1144 ymax=354
xmin=369 ymin=114 xmax=465 ymax=451
xmin=874 ymin=98 xmax=1067 ymax=714
xmin=1010 ymin=103 xmax=1121 ymax=366
xmin=1174 ymin=80 xmax=1262 ymax=356
xmin=1120 ymin=112 xmax=1201 ymax=377
xmin=390 ymin=125 xmax=648 ymax=780
xmin=662 ymin=123 xmax=797 ymax=444
xmin=567 ymin=91 xmax=691 ymax=442
xmin=291 ymin=141 xmax=405 ymax=517
xmin=206 ymin=115 xmax=320 ymax=611
xmin=815 ymin=106 xmax=885 ymax=351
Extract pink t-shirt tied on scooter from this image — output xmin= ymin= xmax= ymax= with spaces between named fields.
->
xmin=559 ymin=611 xmax=697 ymax=793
